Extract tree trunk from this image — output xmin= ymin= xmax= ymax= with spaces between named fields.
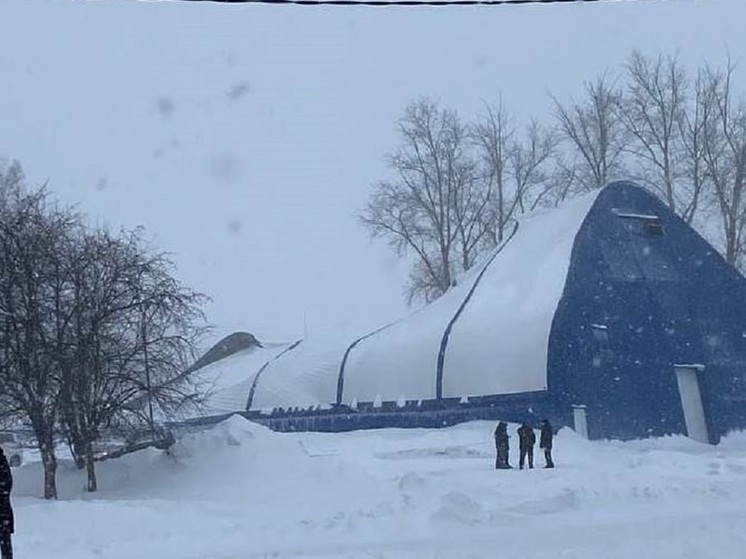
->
xmin=85 ymin=441 xmax=97 ymax=492
xmin=73 ymin=448 xmax=86 ymax=470
xmin=66 ymin=432 xmax=86 ymax=469
xmin=40 ymin=439 xmax=58 ymax=500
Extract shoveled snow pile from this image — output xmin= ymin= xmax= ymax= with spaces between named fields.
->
xmin=10 ymin=416 xmax=746 ymax=558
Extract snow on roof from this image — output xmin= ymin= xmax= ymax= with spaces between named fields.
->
xmin=249 ymin=334 xmax=349 ymax=410
xmin=441 ymin=192 xmax=600 ymax=398
xmin=194 ymin=190 xmax=601 ymax=413
xmin=342 ymin=269 xmax=483 ymax=403
xmin=196 ymin=343 xmax=291 ymax=414
xmin=612 ymin=210 xmax=661 ymax=220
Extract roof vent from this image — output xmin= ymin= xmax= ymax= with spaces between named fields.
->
xmin=613 ymin=210 xmax=665 ymax=236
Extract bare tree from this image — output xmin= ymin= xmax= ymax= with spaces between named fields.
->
xmin=368 ymin=54 xmax=746 ymax=302
xmin=451 ymin=159 xmax=492 ymax=275
xmin=361 ymin=99 xmax=488 ymax=303
xmin=699 ymin=60 xmax=746 ymax=269
xmin=0 ymin=161 xmax=208 ymax=496
xmin=473 ymin=101 xmax=514 ymax=245
xmin=0 ymin=179 xmax=77 ymax=499
xmin=679 ymin=67 xmax=710 ymax=225
xmin=552 ymin=76 xmax=628 ymax=192
xmin=60 ymin=228 xmax=207 ymax=492
xmin=617 ymin=52 xmax=704 ymax=223
xmin=474 ymin=103 xmax=556 ymax=239
xmin=0 ymin=160 xmax=24 ymax=208
xmin=509 ymin=120 xmax=557 ymax=212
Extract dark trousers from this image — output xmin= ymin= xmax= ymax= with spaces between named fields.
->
xmin=0 ymin=531 xmax=12 ymax=559
xmin=519 ymin=446 xmax=534 ymax=469
xmin=495 ymin=447 xmax=511 ymax=469
xmin=543 ymin=447 xmax=554 ymax=468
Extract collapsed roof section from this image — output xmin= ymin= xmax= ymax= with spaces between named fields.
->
xmin=196 ymin=189 xmax=600 ymax=413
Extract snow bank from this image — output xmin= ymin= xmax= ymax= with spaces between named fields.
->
xmin=11 ymin=419 xmax=746 ymax=558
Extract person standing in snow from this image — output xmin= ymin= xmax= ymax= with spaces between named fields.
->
xmin=493 ymin=421 xmax=511 ymax=469
xmin=539 ymin=419 xmax=555 ymax=469
xmin=0 ymin=447 xmax=13 ymax=559
xmin=517 ymin=422 xmax=536 ymax=469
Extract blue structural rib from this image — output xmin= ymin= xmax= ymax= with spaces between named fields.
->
xmin=335 ymin=319 xmax=402 ymax=405
xmin=435 ymin=222 xmax=519 ymax=399
xmin=245 ymin=339 xmax=304 ymax=411
xmin=336 ymin=222 xmax=521 ymax=406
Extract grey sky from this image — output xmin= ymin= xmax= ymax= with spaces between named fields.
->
xmin=1 ymin=0 xmax=743 ymax=346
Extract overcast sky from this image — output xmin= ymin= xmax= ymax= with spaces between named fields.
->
xmin=1 ymin=0 xmax=744 ymax=347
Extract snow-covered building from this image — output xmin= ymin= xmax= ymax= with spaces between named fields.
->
xmin=191 ymin=181 xmax=746 ymax=443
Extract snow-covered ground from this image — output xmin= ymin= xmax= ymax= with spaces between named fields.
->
xmin=10 ymin=416 xmax=746 ymax=558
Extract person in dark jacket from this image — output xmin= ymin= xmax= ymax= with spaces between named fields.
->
xmin=493 ymin=421 xmax=512 ymax=469
xmin=539 ymin=419 xmax=555 ymax=468
xmin=516 ymin=422 xmax=536 ymax=469
xmin=0 ymin=447 xmax=13 ymax=559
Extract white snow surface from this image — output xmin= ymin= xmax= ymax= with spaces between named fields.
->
xmin=342 ymin=281 xmax=471 ymax=404
xmin=196 ymin=344 xmax=290 ymax=414
xmin=250 ymin=334 xmax=350 ymax=411
xmin=202 ymin=191 xmax=599 ymax=410
xmin=442 ymin=192 xmax=599 ymax=397
xmin=11 ymin=415 xmax=746 ymax=558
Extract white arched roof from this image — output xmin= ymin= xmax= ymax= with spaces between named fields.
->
xmin=441 ymin=193 xmax=599 ymax=398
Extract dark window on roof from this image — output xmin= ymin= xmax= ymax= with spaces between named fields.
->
xmin=614 ymin=211 xmax=665 ymax=237
xmin=643 ymin=219 xmax=664 ymax=236
xmin=591 ymin=324 xmax=609 ymax=343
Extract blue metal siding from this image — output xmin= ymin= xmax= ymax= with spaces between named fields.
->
xmin=548 ymin=181 xmax=746 ymax=442
xmin=177 ymin=391 xmax=554 ymax=433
